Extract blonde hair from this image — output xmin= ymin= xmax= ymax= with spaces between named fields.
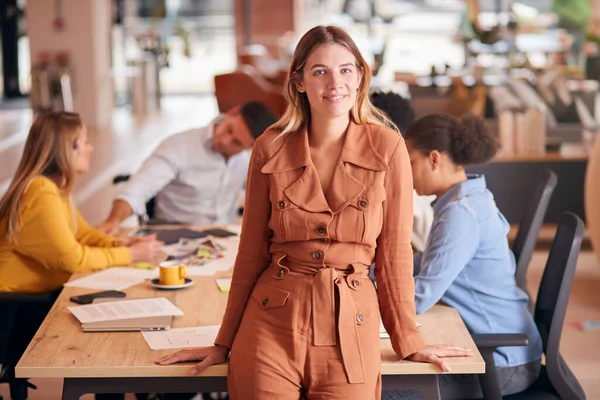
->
xmin=0 ymin=112 xmax=83 ymax=240
xmin=270 ymin=25 xmax=397 ymax=135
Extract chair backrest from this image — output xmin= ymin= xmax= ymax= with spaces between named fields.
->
xmin=214 ymin=65 xmax=286 ymax=117
xmin=513 ymin=169 xmax=557 ymax=297
xmin=0 ymin=292 xmax=57 ymax=379
xmin=534 ymin=212 xmax=586 ymax=400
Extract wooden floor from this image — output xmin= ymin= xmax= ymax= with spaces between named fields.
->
xmin=1 ymin=96 xmax=599 ymax=398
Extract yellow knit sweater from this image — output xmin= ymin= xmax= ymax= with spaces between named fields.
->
xmin=0 ymin=176 xmax=131 ymax=292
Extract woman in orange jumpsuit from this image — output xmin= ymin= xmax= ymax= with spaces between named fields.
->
xmin=158 ymin=25 xmax=472 ymax=399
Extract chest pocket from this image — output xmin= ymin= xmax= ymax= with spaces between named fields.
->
xmin=269 ymin=186 xmax=309 ymax=242
xmin=335 ymin=185 xmax=386 ymax=244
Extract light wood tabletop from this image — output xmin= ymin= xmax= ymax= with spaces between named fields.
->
xmin=17 ymin=266 xmax=483 ymax=379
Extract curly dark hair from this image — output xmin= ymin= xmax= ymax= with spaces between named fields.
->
xmin=370 ymin=91 xmax=415 ymax=134
xmin=405 ymin=113 xmax=498 ymax=165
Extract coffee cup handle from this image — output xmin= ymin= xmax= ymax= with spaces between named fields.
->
xmin=179 ymin=265 xmax=188 ymax=280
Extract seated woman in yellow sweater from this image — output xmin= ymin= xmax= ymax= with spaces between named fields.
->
xmin=0 ymin=111 xmax=163 ymax=292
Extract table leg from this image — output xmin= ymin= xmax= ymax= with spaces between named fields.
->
xmin=62 ymin=378 xmax=85 ymax=400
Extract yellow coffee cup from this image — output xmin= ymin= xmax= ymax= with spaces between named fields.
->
xmin=159 ymin=261 xmax=188 ymax=286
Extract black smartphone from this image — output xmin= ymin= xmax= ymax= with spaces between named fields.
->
xmin=70 ymin=290 xmax=126 ymax=305
xmin=202 ymin=228 xmax=238 ymax=238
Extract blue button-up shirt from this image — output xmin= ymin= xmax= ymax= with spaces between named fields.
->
xmin=414 ymin=175 xmax=543 ymax=367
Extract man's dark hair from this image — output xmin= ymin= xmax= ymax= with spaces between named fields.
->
xmin=239 ymin=102 xmax=278 ymax=139
xmin=370 ymin=91 xmax=416 ymax=135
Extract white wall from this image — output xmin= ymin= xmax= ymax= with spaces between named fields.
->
xmin=26 ymin=0 xmax=113 ymax=128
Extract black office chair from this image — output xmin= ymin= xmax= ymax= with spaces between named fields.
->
xmin=512 ymin=169 xmax=557 ymax=312
xmin=0 ymin=291 xmax=60 ymax=400
xmin=473 ymin=212 xmax=586 ymax=400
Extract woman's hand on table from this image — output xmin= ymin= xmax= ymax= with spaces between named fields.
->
xmin=156 ymin=345 xmax=230 ymax=375
xmin=116 ymin=234 xmax=158 ymax=247
xmin=407 ymin=345 xmax=473 ymax=372
xmin=96 ymin=219 xmax=121 ymax=236
xmin=127 ymin=236 xmax=164 ymax=262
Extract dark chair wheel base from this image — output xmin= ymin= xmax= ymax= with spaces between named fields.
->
xmin=9 ymin=378 xmax=28 ymax=400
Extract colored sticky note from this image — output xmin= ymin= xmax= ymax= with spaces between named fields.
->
xmin=135 ymin=262 xmax=153 ymax=270
xmin=215 ymin=278 xmax=232 ymax=293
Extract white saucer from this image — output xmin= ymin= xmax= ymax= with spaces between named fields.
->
xmin=150 ymin=278 xmax=194 ymax=290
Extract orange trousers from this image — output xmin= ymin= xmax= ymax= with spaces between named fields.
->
xmin=228 ymin=260 xmax=382 ymax=399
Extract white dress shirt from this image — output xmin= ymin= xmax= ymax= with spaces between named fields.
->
xmin=116 ymin=120 xmax=250 ymax=225
xmin=412 ymin=190 xmax=435 ymax=252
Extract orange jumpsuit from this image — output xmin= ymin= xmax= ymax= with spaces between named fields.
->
xmin=214 ymin=121 xmax=426 ymax=399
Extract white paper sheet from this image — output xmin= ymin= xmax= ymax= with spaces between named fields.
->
xmin=380 ymin=319 xmax=390 ymax=339
xmin=68 ymin=298 xmax=184 ymax=324
xmin=142 ymin=325 xmax=221 ymax=350
xmin=64 ymin=267 xmax=152 ymax=291
xmin=225 ymin=225 xmax=242 ymax=235
xmin=380 ymin=319 xmax=421 ymax=339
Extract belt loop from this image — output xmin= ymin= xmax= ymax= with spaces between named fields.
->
xmin=274 ymin=252 xmax=287 ymax=267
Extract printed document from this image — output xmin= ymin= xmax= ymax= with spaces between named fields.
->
xmin=68 ymin=298 xmax=183 ymax=324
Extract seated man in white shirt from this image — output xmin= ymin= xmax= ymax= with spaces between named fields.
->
xmin=97 ymin=101 xmax=277 ymax=235
xmin=371 ymin=91 xmax=435 ymax=251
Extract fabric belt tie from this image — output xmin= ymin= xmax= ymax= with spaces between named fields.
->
xmin=273 ymin=253 xmax=367 ymax=384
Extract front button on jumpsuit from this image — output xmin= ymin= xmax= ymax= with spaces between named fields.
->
xmin=214 ymin=122 xmax=426 ymax=399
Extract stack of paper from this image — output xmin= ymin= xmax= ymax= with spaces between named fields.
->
xmin=68 ymin=298 xmax=184 ymax=331
xmin=64 ymin=267 xmax=153 ymax=291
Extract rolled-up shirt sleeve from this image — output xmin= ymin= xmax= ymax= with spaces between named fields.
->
xmin=115 ymin=140 xmax=179 ymax=216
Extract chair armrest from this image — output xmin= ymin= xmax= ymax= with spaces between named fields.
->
xmin=472 ymin=333 xmax=529 ymax=349
xmin=0 ymin=292 xmax=55 ymax=303
xmin=472 ymin=334 xmax=529 ymax=400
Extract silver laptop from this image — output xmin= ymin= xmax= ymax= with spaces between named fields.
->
xmin=81 ymin=315 xmax=173 ymax=332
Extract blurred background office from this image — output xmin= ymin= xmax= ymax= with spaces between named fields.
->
xmin=1 ymin=0 xmax=600 ymax=399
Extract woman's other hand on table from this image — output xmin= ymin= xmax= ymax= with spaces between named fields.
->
xmin=407 ymin=345 xmax=473 ymax=372
xmin=155 ymin=345 xmax=229 ymax=375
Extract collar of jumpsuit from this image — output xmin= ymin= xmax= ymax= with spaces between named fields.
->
xmin=262 ymin=121 xmax=390 ymax=384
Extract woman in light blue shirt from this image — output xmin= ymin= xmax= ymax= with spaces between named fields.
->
xmin=386 ymin=114 xmax=542 ymax=400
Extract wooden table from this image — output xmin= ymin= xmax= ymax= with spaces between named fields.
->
xmin=16 ymin=255 xmax=484 ymax=399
